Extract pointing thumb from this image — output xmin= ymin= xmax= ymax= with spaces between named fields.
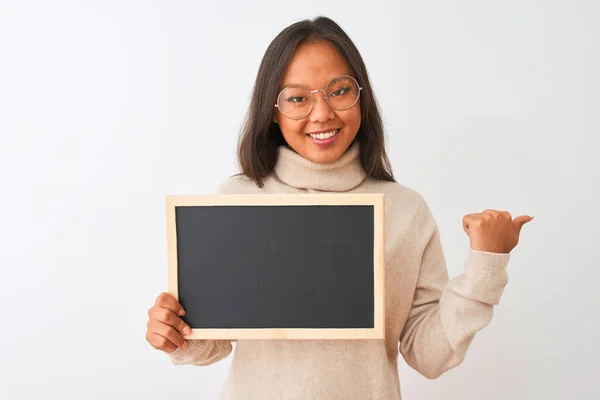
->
xmin=513 ymin=215 xmax=533 ymax=233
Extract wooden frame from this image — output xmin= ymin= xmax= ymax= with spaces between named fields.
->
xmin=165 ymin=193 xmax=385 ymax=340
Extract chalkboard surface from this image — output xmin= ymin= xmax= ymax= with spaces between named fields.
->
xmin=165 ymin=194 xmax=384 ymax=340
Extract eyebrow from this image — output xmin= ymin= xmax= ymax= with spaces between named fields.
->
xmin=281 ymin=73 xmax=355 ymax=89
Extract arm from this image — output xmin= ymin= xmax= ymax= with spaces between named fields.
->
xmin=399 ymin=201 xmax=510 ymax=379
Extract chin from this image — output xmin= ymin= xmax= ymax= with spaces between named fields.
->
xmin=302 ymin=141 xmax=352 ymax=164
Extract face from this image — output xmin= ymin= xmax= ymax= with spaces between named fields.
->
xmin=274 ymin=40 xmax=361 ymax=164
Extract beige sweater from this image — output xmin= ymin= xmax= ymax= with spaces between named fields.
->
xmin=168 ymin=143 xmax=511 ymax=399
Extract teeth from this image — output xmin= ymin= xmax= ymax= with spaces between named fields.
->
xmin=309 ymin=129 xmax=338 ymax=140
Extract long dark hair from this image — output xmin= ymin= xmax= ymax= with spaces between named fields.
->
xmin=237 ymin=16 xmax=395 ymax=187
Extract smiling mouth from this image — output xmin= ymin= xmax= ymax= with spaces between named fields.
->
xmin=307 ymin=129 xmax=340 ymax=140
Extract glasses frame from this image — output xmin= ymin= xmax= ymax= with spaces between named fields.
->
xmin=274 ymin=74 xmax=363 ymax=120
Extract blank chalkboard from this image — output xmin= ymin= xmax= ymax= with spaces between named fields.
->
xmin=165 ymin=193 xmax=384 ymax=340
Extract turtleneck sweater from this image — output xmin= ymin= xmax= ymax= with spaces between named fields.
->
xmin=167 ymin=143 xmax=511 ymax=399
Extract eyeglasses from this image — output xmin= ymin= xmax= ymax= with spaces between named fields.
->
xmin=274 ymin=75 xmax=363 ymax=120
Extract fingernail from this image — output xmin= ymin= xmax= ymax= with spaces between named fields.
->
xmin=184 ymin=326 xmax=192 ymax=335
xmin=182 ymin=341 xmax=188 ymax=349
xmin=179 ymin=308 xmax=185 ymax=316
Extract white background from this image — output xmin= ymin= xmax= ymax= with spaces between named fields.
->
xmin=1 ymin=0 xmax=598 ymax=399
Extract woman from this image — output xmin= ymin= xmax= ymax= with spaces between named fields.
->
xmin=145 ymin=16 xmax=532 ymax=399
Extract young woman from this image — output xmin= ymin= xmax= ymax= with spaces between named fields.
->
xmin=145 ymin=16 xmax=532 ymax=399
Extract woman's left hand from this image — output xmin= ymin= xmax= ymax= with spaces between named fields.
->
xmin=463 ymin=210 xmax=533 ymax=254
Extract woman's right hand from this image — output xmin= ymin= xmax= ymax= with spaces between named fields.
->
xmin=146 ymin=292 xmax=193 ymax=353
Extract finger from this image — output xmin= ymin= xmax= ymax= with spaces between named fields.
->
xmin=155 ymin=292 xmax=186 ymax=316
xmin=512 ymin=215 xmax=534 ymax=232
xmin=481 ymin=210 xmax=496 ymax=221
xmin=155 ymin=292 xmax=185 ymax=316
xmin=146 ymin=331 xmax=179 ymax=353
xmin=463 ymin=214 xmax=481 ymax=234
xmin=149 ymin=319 xmax=188 ymax=349
xmin=463 ymin=215 xmax=472 ymax=234
xmin=151 ymin=306 xmax=192 ymax=336
xmin=155 ymin=320 xmax=188 ymax=349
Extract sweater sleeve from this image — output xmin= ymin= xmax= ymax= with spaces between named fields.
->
xmin=399 ymin=200 xmax=510 ymax=379
xmin=168 ymin=339 xmax=232 ymax=366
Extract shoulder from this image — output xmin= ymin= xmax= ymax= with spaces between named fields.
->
xmin=216 ymin=174 xmax=263 ymax=194
xmin=217 ymin=172 xmax=297 ymax=194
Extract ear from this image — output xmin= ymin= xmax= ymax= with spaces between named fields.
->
xmin=272 ymin=113 xmax=278 ymax=124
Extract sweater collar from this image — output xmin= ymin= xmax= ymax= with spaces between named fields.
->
xmin=273 ymin=142 xmax=367 ymax=192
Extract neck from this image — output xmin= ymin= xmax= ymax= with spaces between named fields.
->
xmin=273 ymin=142 xmax=366 ymax=192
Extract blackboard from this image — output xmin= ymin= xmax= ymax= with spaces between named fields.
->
xmin=165 ymin=194 xmax=385 ymax=339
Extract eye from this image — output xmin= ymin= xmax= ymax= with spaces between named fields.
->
xmin=330 ymin=87 xmax=351 ymax=97
xmin=285 ymin=96 xmax=308 ymax=103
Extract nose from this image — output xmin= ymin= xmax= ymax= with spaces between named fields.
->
xmin=309 ymin=90 xmax=335 ymax=123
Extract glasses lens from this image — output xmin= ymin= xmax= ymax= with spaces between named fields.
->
xmin=326 ymin=76 xmax=360 ymax=110
xmin=277 ymin=86 xmax=311 ymax=119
